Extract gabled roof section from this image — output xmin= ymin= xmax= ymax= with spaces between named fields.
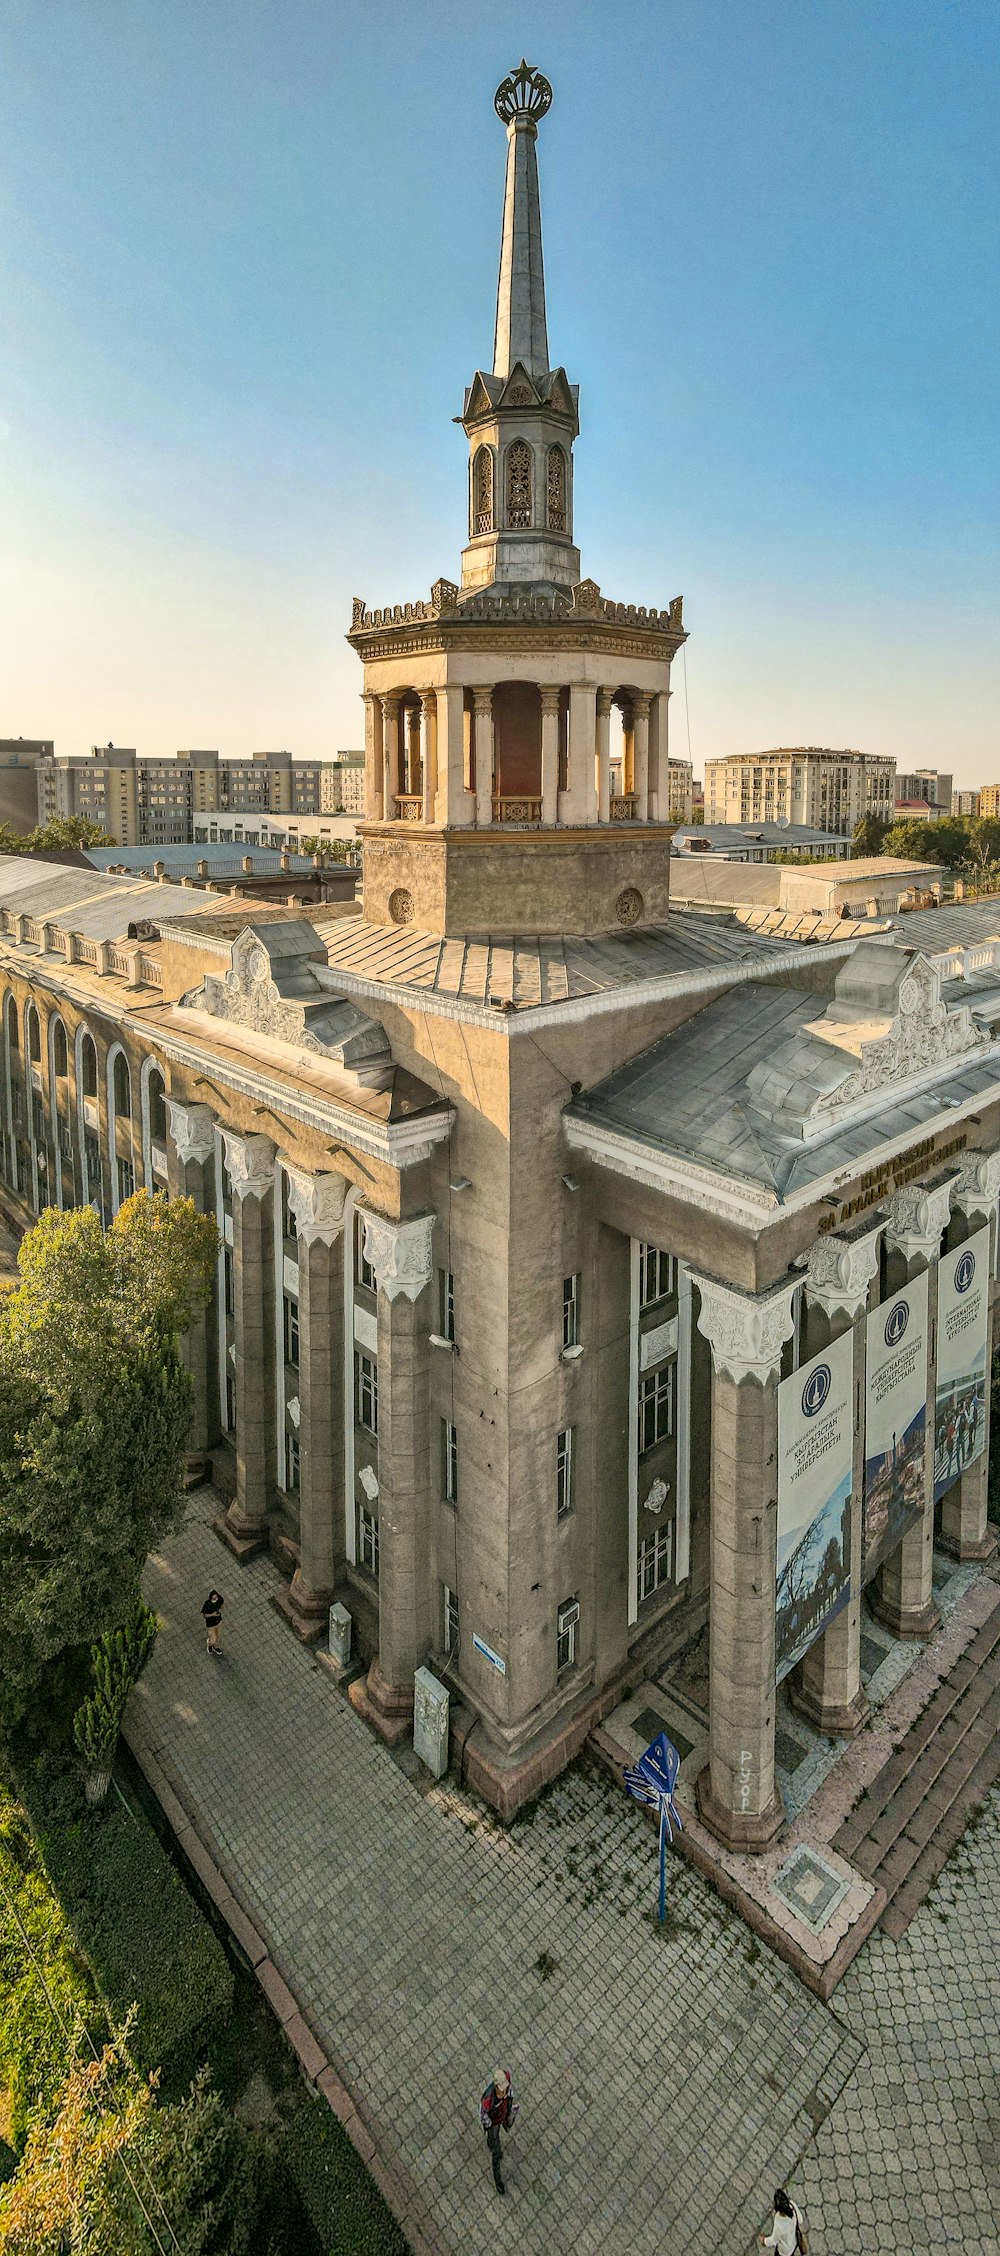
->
xmin=463 ymin=371 xmax=503 ymax=421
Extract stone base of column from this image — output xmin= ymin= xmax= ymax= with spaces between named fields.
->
xmin=867 ymin=1586 xmax=940 ymax=1640
xmin=273 ymin=1568 xmax=334 ymax=1645
xmin=786 ymin=1675 xmax=870 ymax=1739
xmin=347 ymin=1656 xmax=414 ymax=1747
xmin=695 ymin=1769 xmax=786 ymax=1855
xmin=937 ymin=1522 xmax=999 ymax=1563
xmin=213 ymin=1502 xmax=269 ymax=1562
xmin=182 ymin=1454 xmax=211 ymax=1493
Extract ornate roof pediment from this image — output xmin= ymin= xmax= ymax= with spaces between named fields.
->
xmin=746 ymin=947 xmax=989 ymax=1133
xmin=181 ymin=923 xmax=395 ymax=1089
xmin=463 ymin=371 xmax=503 ymax=421
xmin=543 ymin=366 xmax=578 ymax=418
xmin=497 ymin=361 xmax=541 ymax=408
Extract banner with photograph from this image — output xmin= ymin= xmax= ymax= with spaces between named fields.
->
xmin=776 ymin=1332 xmax=854 ymax=1684
xmin=934 ymin=1226 xmax=990 ymax=1504
xmin=863 ymin=1270 xmax=929 ymax=1580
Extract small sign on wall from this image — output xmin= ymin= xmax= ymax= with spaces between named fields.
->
xmin=472 ymin=1632 xmax=506 ymax=1675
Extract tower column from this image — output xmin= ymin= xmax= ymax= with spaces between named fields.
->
xmin=363 ymin=691 xmax=384 ymax=821
xmin=564 ymin=683 xmax=598 ymax=824
xmin=632 ymin=692 xmax=651 ymax=822
xmin=381 ymin=694 xmax=401 ymax=817
xmin=649 ymin=689 xmax=670 ymax=821
xmin=596 ymin=688 xmax=614 ymax=823
xmin=420 ymin=690 xmax=438 ymax=823
xmin=620 ymin=699 xmax=635 ymax=801
xmin=406 ymin=703 xmax=422 ymax=796
xmin=438 ymin=683 xmax=470 ymax=826
xmin=473 ymin=685 xmax=495 ymax=827
xmin=540 ymin=687 xmax=561 ymax=825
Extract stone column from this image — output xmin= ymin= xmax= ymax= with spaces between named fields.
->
xmin=791 ymin=1225 xmax=882 ymax=1735
xmin=873 ymin=1178 xmax=955 ymax=1635
xmin=165 ymin=1099 xmax=218 ymax=1464
xmin=217 ymin=1132 xmax=278 ymax=1560
xmin=540 ymin=687 xmax=561 ymax=825
xmin=596 ymin=689 xmax=614 ymax=824
xmin=406 ymin=703 xmax=422 ymax=796
xmin=356 ymin=1209 xmax=435 ymax=1738
xmin=648 ymin=689 xmax=670 ymax=821
xmin=473 ymin=686 xmax=495 ymax=828
xmin=940 ymin=1152 xmax=1000 ymax=1560
xmin=282 ymin=1170 xmax=349 ymax=1637
xmin=632 ymin=692 xmax=651 ymax=821
xmin=438 ymin=682 xmax=470 ymax=826
xmin=380 ymin=693 xmax=400 ymax=817
xmin=419 ymin=690 xmax=438 ymax=823
xmin=566 ymin=682 xmax=598 ymax=824
xmin=363 ymin=691 xmax=384 ymax=820
xmin=694 ymin=1272 xmax=797 ymax=1852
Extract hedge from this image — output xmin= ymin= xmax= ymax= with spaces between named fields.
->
xmin=280 ymin=2096 xmax=409 ymax=2256
xmin=19 ymin=1760 xmax=233 ymax=2096
xmin=0 ymin=1781 xmax=103 ymax=2144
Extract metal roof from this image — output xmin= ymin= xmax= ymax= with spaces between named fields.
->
xmin=0 ymin=855 xmax=214 ymax=937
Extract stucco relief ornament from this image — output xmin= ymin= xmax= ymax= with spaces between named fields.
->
xmin=643 ymin=1478 xmax=668 ymax=1516
xmin=953 ymin=1149 xmax=1000 ymax=1217
xmin=616 ymin=888 xmax=644 ymax=926
xmin=885 ymin=1176 xmax=956 ymax=1264
xmin=817 ymin=959 xmax=986 ymax=1112
xmin=165 ymin=1098 xmax=215 ymax=1168
xmin=284 ymin=1168 xmax=348 ymax=1247
xmin=805 ymin=1226 xmax=881 ymax=1320
xmin=360 ymin=1210 xmax=435 ymax=1303
xmin=695 ymin=1274 xmax=797 ymax=1386
xmin=388 ymin=889 xmax=413 ymax=926
xmin=221 ymin=1130 xmax=276 ymax=1202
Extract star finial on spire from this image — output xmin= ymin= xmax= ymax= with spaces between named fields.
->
xmin=494 ymin=60 xmax=553 ymax=125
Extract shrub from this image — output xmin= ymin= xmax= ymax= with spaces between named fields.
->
xmin=73 ymin=1605 xmax=158 ymax=1798
xmin=281 ymin=2095 xmax=409 ymax=2256
xmin=0 ymin=1784 xmax=102 ymax=2147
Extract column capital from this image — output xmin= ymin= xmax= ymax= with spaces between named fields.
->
xmin=361 ymin=1209 xmax=435 ymax=1302
xmin=166 ymin=1098 xmax=215 ymax=1167
xmin=419 ymin=686 xmax=438 ymax=712
xmin=380 ymin=691 xmax=402 ymax=718
xmin=539 ymin=686 xmax=562 ymax=716
xmin=596 ymin=687 xmax=616 ymax=717
xmin=952 ymin=1148 xmax=1000 ymax=1219
xmin=222 ymin=1129 xmax=276 ymax=1201
xmin=631 ymin=690 xmax=652 ymax=720
xmin=885 ymin=1176 xmax=955 ymax=1264
xmin=804 ymin=1223 xmax=882 ymax=1321
xmin=284 ymin=1167 xmax=349 ymax=1247
xmin=471 ymin=684 xmax=495 ymax=714
xmin=694 ymin=1272 xmax=797 ymax=1386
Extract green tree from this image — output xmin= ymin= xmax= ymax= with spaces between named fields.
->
xmin=0 ymin=1196 xmax=217 ymax=1736
xmin=881 ymin=815 xmax=972 ymax=869
xmin=0 ymin=817 xmax=116 ymax=855
xmin=73 ymin=1605 xmax=158 ymax=1803
xmin=852 ymin=811 xmax=891 ymax=856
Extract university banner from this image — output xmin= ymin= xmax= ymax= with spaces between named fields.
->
xmin=934 ymin=1226 xmax=990 ymax=1504
xmin=863 ymin=1270 xmax=929 ymax=1581
xmin=776 ymin=1332 xmax=854 ymax=1685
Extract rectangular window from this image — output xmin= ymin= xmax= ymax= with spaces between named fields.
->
xmin=638 ymin=1523 xmax=674 ymax=1601
xmin=283 ymin=1294 xmax=300 ymax=1368
xmin=285 ymin=1431 xmax=300 ymax=1492
xmin=226 ymin=1373 xmax=236 ymax=1433
xmin=440 ymin=1268 xmax=456 ymax=1342
xmin=638 ymin=1360 xmax=675 ymax=1453
xmin=356 ymin=1351 xmax=378 ymax=1435
xmin=556 ymin=1428 xmax=574 ymax=1519
xmin=557 ymin=1595 xmax=580 ymax=1673
xmin=356 ymin=1214 xmax=376 ymax=1292
xmin=117 ymin=1156 xmax=135 ymax=1205
xmin=443 ymin=1584 xmax=459 ymax=1655
xmin=443 ymin=1419 xmax=458 ymax=1504
xmin=224 ymin=1247 xmax=235 ymax=1317
xmin=639 ymin=1243 xmax=675 ymax=1309
xmin=359 ymin=1504 xmax=379 ymax=1577
xmin=562 ymin=1272 xmax=581 ymax=1349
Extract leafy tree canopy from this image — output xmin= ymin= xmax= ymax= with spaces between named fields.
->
xmin=0 ymin=817 xmax=117 ymax=855
xmin=880 ymin=815 xmax=970 ymax=869
xmin=0 ymin=1196 xmax=217 ymax=1735
xmin=852 ymin=812 xmax=891 ymax=857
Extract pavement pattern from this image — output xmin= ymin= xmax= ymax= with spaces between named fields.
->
xmin=134 ymin=1491 xmax=1000 ymax=2255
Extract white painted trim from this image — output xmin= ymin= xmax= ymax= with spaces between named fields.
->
xmin=675 ymin=1262 xmax=691 ymax=1584
xmin=628 ymin=1237 xmax=640 ymax=1628
xmin=23 ymin=997 xmax=42 ymax=1212
xmin=74 ymin=1022 xmax=98 ymax=1212
xmin=105 ymin=1040 xmax=133 ymax=1215
xmin=146 ymin=1021 xmax=453 ymax=1170
xmin=1 ymin=990 xmax=15 ymax=1189
xmin=46 ymin=1010 xmax=68 ymax=1211
xmin=343 ymin=1187 xmax=359 ymax=1566
xmin=139 ymin=1053 xmax=160 ymax=1191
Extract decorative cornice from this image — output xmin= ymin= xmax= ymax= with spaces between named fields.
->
xmin=952 ymin=1149 xmax=1000 ymax=1218
xmin=284 ymin=1167 xmax=349 ymax=1247
xmin=804 ymin=1223 xmax=882 ymax=1320
xmin=885 ymin=1175 xmax=957 ymax=1265
xmin=694 ymin=1273 xmax=798 ymax=1386
xmin=165 ymin=1098 xmax=215 ymax=1168
xmin=222 ymin=1129 xmax=277 ymax=1201
xmin=360 ymin=1210 xmax=436 ymax=1303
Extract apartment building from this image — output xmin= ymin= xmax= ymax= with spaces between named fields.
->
xmin=35 ymin=746 xmax=330 ymax=847
xmin=704 ymin=748 xmax=896 ymax=836
xmin=896 ymin=769 xmax=953 ymax=815
xmin=322 ymin=754 xmax=366 ymax=815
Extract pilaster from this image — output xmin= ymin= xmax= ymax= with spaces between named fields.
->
xmin=217 ymin=1132 xmax=277 ymax=1559
xmin=165 ymin=1100 xmax=218 ymax=1461
xmin=693 ymin=1273 xmax=797 ymax=1852
xmin=872 ymin=1178 xmax=954 ymax=1636
xmin=354 ymin=1209 xmax=435 ymax=1738
xmin=473 ymin=686 xmax=495 ymax=829
xmin=791 ymin=1226 xmax=881 ymax=1737
xmin=940 ymin=1152 xmax=1000 ymax=1560
xmin=283 ymin=1170 xmax=349 ymax=1635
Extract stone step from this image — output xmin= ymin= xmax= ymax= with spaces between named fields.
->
xmin=879 ymin=1735 xmax=1000 ymax=1939
xmin=862 ymin=1679 xmax=1000 ymax=1854
xmin=834 ymin=1601 xmax=1000 ymax=1855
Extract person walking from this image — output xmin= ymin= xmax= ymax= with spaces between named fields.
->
xmin=201 ymin=1590 xmax=224 ymax=1656
xmin=760 ymin=2187 xmax=807 ymax=2253
xmin=480 ymin=2067 xmax=516 ymax=2196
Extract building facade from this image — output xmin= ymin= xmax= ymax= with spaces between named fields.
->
xmin=0 ymin=740 xmax=54 ymax=833
xmin=705 ymin=748 xmax=896 ymax=835
xmin=895 ymin=769 xmax=953 ymax=816
xmin=35 ymin=745 xmax=329 ymax=846
xmin=3 ymin=65 xmax=999 ymax=1848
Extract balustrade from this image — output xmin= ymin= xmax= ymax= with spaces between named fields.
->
xmin=491 ymin=795 xmax=542 ymax=826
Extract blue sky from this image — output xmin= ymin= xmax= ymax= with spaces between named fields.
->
xmin=1 ymin=0 xmax=997 ymax=779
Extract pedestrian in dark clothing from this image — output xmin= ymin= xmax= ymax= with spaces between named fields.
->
xmin=480 ymin=2067 xmax=516 ymax=2195
xmin=201 ymin=1590 xmax=224 ymax=1655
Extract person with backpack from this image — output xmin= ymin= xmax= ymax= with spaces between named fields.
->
xmin=201 ymin=1590 xmax=224 ymax=1656
xmin=760 ymin=2187 xmax=807 ymax=2253
xmin=480 ymin=2067 xmax=516 ymax=2195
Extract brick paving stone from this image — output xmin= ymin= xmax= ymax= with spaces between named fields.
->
xmin=133 ymin=1494 xmax=1000 ymax=2256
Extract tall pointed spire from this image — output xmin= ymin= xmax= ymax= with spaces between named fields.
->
xmin=492 ymin=61 xmax=552 ymax=379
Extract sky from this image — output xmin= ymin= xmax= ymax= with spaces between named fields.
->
xmin=0 ymin=0 xmax=998 ymax=781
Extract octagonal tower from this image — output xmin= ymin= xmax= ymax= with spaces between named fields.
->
xmin=349 ymin=62 xmax=687 ymax=939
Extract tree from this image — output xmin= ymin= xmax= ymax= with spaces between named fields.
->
xmin=852 ymin=812 xmax=890 ymax=857
xmin=0 ymin=817 xmax=116 ymax=855
xmin=881 ymin=815 xmax=971 ymax=869
xmin=73 ymin=1605 xmax=158 ymax=1803
xmin=0 ymin=1196 xmax=217 ymax=1736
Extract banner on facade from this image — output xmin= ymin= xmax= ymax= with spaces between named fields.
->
xmin=863 ymin=1269 xmax=929 ymax=1581
xmin=776 ymin=1332 xmax=854 ymax=1685
xmin=934 ymin=1226 xmax=990 ymax=1504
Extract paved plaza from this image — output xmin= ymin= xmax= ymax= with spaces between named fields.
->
xmin=133 ymin=1491 xmax=1000 ymax=2256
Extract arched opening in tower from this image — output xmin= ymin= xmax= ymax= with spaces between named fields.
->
xmin=492 ymin=681 xmax=541 ymax=801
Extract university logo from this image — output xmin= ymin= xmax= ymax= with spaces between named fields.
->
xmin=955 ymin=1250 xmax=976 ymax=1295
xmin=802 ymin=1363 xmax=832 ymax=1418
xmin=885 ymin=1300 xmax=909 ymax=1348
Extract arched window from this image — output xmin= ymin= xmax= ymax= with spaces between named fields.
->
xmin=505 ymin=439 xmax=533 ymax=529
xmin=26 ymin=1004 xmax=41 ymax=1063
xmin=5 ymin=996 xmax=18 ymax=1055
xmin=546 ymin=445 xmax=566 ymax=533
xmin=113 ymin=1052 xmax=132 ymax=1119
xmin=52 ymin=1020 xmax=68 ymax=1079
xmin=81 ymin=1033 xmax=98 ymax=1097
xmin=148 ymin=1066 xmax=166 ymax=1142
xmin=473 ymin=445 xmax=494 ymax=536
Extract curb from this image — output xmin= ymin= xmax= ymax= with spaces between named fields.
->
xmin=122 ymin=1712 xmax=450 ymax=2256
